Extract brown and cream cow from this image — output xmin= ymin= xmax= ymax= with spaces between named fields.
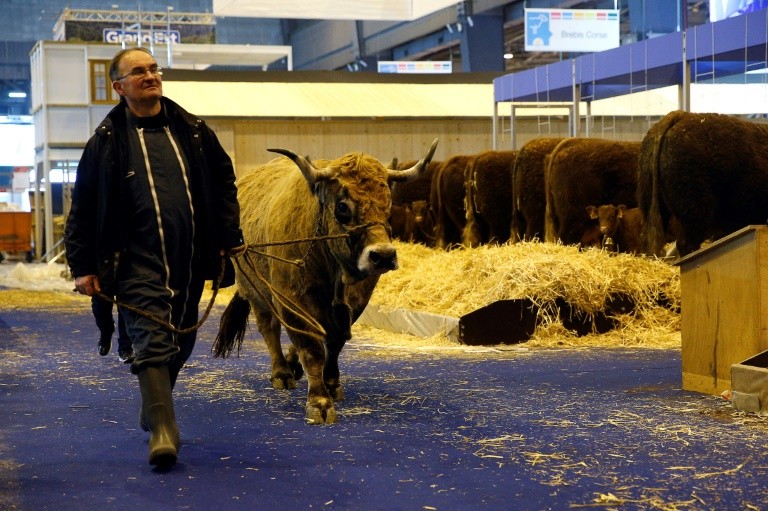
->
xmin=430 ymin=154 xmax=473 ymax=249
xmin=462 ymin=150 xmax=517 ymax=247
xmin=511 ymin=137 xmax=564 ymax=243
xmin=544 ymin=138 xmax=641 ymax=247
xmin=638 ymin=110 xmax=768 ymax=257
xmin=213 ymin=139 xmax=438 ymax=424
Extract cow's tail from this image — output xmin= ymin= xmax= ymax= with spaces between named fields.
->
xmin=510 ymin=152 xmax=522 ymax=244
xmin=642 ymin=112 xmax=682 ymax=256
xmin=462 ymin=155 xmax=481 ymax=247
xmin=543 ymin=139 xmax=569 ymax=243
xmin=431 ymin=163 xmax=448 ymax=249
xmin=212 ymin=291 xmax=251 ymax=358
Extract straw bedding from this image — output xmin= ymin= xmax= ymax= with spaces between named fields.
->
xmin=363 ymin=241 xmax=681 ymax=349
xmin=0 ymin=240 xmax=681 ymax=350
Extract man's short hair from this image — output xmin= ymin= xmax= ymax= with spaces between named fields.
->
xmin=108 ymin=47 xmax=155 ymax=82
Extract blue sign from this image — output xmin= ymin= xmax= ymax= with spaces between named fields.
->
xmin=526 ymin=11 xmax=553 ymax=47
xmin=525 ymin=9 xmax=620 ymax=52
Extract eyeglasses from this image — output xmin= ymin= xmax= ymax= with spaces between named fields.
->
xmin=114 ymin=65 xmax=163 ymax=81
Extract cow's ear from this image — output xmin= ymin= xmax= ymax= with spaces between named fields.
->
xmin=617 ymin=205 xmax=627 ymax=218
xmin=586 ymin=206 xmax=598 ymax=219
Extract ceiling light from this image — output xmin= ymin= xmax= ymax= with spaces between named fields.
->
xmin=8 ymin=92 xmax=27 ymax=98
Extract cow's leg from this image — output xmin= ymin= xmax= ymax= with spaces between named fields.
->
xmin=434 ymin=221 xmax=447 ymax=249
xmin=292 ymin=334 xmax=337 ymax=424
xmin=285 ymin=344 xmax=304 ymax=381
xmin=323 ymin=335 xmax=347 ymax=401
xmin=255 ymin=311 xmax=296 ymax=390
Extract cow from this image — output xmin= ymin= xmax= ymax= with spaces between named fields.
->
xmin=511 ymin=138 xmax=564 ymax=243
xmin=391 ymin=160 xmax=441 ymax=205
xmin=586 ymin=204 xmax=643 ymax=254
xmin=405 ymin=200 xmax=434 ymax=245
xmin=213 ymin=139 xmax=439 ymax=424
xmin=462 ymin=150 xmax=517 ymax=247
xmin=638 ymin=110 xmax=768 ymax=257
xmin=430 ymin=154 xmax=473 ymax=249
xmin=544 ymin=138 xmax=641 ymax=247
xmin=389 ymin=200 xmax=434 ymax=245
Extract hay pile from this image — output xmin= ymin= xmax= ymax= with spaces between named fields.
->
xmin=0 ymin=288 xmax=87 ymax=311
xmin=366 ymin=241 xmax=681 ymax=349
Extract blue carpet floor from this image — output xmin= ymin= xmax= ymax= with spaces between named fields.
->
xmin=1 ymin=304 xmax=767 ymax=511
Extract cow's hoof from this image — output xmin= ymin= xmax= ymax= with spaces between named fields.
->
xmin=325 ymin=381 xmax=344 ymax=401
xmin=305 ymin=399 xmax=337 ymax=425
xmin=271 ymin=372 xmax=296 ymax=390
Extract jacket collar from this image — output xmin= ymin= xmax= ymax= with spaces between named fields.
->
xmin=96 ymin=96 xmax=199 ymax=135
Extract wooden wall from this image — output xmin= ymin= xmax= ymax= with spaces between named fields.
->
xmin=206 ymin=115 xmax=660 ymax=179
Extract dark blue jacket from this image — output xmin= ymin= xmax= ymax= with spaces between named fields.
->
xmin=64 ymin=97 xmax=243 ymax=289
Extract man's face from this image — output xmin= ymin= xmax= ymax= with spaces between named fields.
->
xmin=112 ymin=51 xmax=163 ymax=106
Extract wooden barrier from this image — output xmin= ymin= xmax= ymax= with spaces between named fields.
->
xmin=677 ymin=225 xmax=768 ymax=395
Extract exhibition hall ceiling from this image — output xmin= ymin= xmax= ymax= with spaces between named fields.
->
xmin=212 ymin=0 xmax=460 ymax=21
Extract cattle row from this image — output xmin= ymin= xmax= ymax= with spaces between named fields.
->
xmin=390 ymin=110 xmax=768 ymax=259
xmin=218 ymin=110 xmax=768 ymax=422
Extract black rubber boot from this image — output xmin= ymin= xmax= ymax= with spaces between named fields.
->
xmin=137 ymin=365 xmax=180 ymax=467
xmin=139 ymin=364 xmax=180 ymax=432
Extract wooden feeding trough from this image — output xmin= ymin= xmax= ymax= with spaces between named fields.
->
xmin=730 ymin=350 xmax=768 ymax=412
xmin=676 ymin=225 xmax=768 ymax=396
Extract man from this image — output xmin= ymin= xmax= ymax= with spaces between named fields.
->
xmin=65 ymin=47 xmax=244 ymax=468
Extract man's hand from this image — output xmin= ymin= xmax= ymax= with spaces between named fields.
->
xmin=74 ymin=275 xmax=100 ymax=296
xmin=221 ymin=244 xmax=247 ymax=257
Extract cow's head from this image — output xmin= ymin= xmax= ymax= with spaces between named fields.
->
xmin=587 ymin=204 xmax=626 ymax=238
xmin=269 ymin=138 xmax=438 ymax=282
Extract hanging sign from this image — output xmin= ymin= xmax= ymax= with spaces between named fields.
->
xmin=103 ymin=29 xmax=181 ymax=45
xmin=377 ymin=61 xmax=452 ymax=74
xmin=524 ymin=8 xmax=620 ymax=53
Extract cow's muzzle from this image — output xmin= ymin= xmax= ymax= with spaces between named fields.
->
xmin=358 ymin=243 xmax=398 ymax=275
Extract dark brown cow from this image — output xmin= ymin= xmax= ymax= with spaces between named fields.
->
xmin=389 ymin=203 xmax=409 ymax=241
xmin=462 ymin=150 xmax=517 ymax=247
xmin=406 ymin=200 xmax=434 ymax=245
xmin=430 ymin=154 xmax=472 ymax=249
xmin=511 ymin=137 xmax=564 ymax=243
xmin=545 ymin=138 xmax=641 ymax=247
xmin=638 ymin=110 xmax=768 ymax=257
xmin=586 ymin=204 xmax=643 ymax=254
xmin=213 ymin=139 xmax=438 ymax=424
xmin=390 ymin=200 xmax=434 ymax=245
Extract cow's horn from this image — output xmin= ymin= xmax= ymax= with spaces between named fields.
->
xmin=268 ymin=148 xmax=331 ymax=184
xmin=388 ymin=138 xmax=439 ymax=183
